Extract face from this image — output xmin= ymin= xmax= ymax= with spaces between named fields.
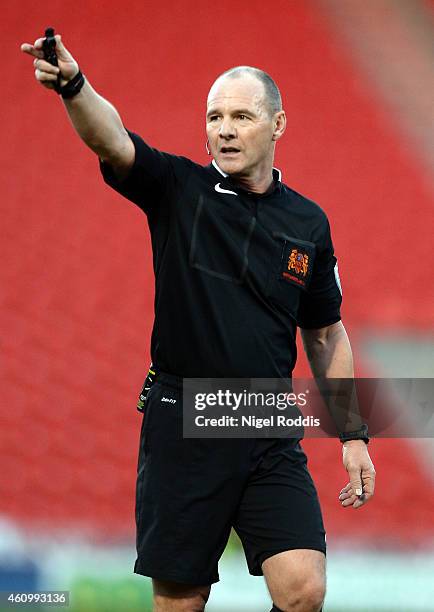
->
xmin=206 ymin=74 xmax=285 ymax=180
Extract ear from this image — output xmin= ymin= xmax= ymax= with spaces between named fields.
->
xmin=272 ymin=110 xmax=286 ymax=142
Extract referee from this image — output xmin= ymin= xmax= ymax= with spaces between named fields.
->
xmin=22 ymin=33 xmax=376 ymax=612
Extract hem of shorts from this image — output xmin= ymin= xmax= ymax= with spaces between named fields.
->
xmin=134 ymin=558 xmax=219 ymax=585
xmin=249 ymin=541 xmax=327 ymax=576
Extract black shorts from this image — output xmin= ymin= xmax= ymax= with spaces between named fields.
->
xmin=134 ymin=373 xmax=326 ymax=586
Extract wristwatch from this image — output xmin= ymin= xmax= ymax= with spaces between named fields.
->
xmin=339 ymin=424 xmax=369 ymax=444
xmin=59 ymin=70 xmax=85 ymax=99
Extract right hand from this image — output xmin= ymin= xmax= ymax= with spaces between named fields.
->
xmin=21 ymin=34 xmax=79 ymax=90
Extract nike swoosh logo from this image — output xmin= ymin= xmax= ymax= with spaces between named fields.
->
xmin=215 ymin=183 xmax=238 ymax=196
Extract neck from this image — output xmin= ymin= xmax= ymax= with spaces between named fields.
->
xmin=232 ymin=172 xmax=274 ymax=194
xmin=218 ymin=152 xmax=276 ymax=194
xmin=233 ymin=148 xmax=276 ymax=194
xmin=212 ymin=158 xmax=277 ymax=194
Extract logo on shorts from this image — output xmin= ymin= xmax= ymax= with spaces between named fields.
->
xmin=282 ymin=249 xmax=310 ymax=287
xmin=161 ymin=397 xmax=177 ymax=404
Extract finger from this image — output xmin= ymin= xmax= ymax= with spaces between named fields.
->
xmin=346 ymin=488 xmax=371 ymax=509
xmin=20 ymin=43 xmax=44 ymax=59
xmin=357 ymin=487 xmax=374 ymax=505
xmin=348 ymin=468 xmax=363 ymax=497
xmin=340 ymin=484 xmax=362 ymax=503
xmin=362 ymin=470 xmax=376 ymax=497
xmin=35 ymin=69 xmax=59 ymax=83
xmin=33 ymin=38 xmax=46 ymax=49
xmin=361 ymin=483 xmax=374 ymax=501
xmin=338 ymin=482 xmax=354 ymax=501
xmin=353 ymin=495 xmax=367 ymax=509
xmin=33 ymin=58 xmax=60 ymax=75
xmin=52 ymin=34 xmax=72 ymax=61
xmin=341 ymin=493 xmax=358 ymax=506
xmin=21 ymin=43 xmax=33 ymax=54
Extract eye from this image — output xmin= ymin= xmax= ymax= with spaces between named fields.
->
xmin=238 ymin=114 xmax=250 ymax=120
xmin=208 ymin=115 xmax=220 ymax=122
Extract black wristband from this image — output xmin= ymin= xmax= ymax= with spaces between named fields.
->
xmin=59 ymin=70 xmax=85 ymax=99
xmin=339 ymin=424 xmax=369 ymax=444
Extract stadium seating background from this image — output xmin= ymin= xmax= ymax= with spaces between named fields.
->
xmin=2 ymin=0 xmax=434 ymax=551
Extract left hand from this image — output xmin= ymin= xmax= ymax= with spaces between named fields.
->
xmin=339 ymin=440 xmax=376 ymax=509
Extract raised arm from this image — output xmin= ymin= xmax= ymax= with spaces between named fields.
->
xmin=21 ymin=34 xmax=134 ymax=179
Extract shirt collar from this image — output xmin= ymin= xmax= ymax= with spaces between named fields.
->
xmin=211 ymin=160 xmax=282 ymax=195
xmin=212 ymin=159 xmax=228 ymax=177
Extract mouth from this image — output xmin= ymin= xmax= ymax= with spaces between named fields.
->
xmin=220 ymin=146 xmax=241 ymax=155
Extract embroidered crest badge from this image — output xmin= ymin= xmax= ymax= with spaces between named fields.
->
xmin=281 ymin=247 xmax=311 ymax=287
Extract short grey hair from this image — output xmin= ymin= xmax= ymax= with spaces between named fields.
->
xmin=218 ymin=65 xmax=282 ymax=115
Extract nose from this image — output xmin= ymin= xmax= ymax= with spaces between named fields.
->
xmin=219 ymin=117 xmax=236 ymax=139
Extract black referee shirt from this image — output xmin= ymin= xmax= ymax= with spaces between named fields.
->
xmin=100 ymin=132 xmax=342 ymax=378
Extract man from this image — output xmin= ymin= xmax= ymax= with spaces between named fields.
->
xmin=21 ymin=33 xmax=375 ymax=612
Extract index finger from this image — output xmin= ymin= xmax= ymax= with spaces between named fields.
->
xmin=20 ymin=43 xmax=44 ymax=59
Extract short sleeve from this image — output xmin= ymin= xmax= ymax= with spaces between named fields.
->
xmin=297 ymin=218 xmax=342 ymax=329
xmin=99 ymin=130 xmax=174 ymax=215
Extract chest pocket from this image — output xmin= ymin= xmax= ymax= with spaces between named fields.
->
xmin=189 ymin=195 xmax=256 ymax=284
xmin=267 ymin=233 xmax=316 ymax=316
